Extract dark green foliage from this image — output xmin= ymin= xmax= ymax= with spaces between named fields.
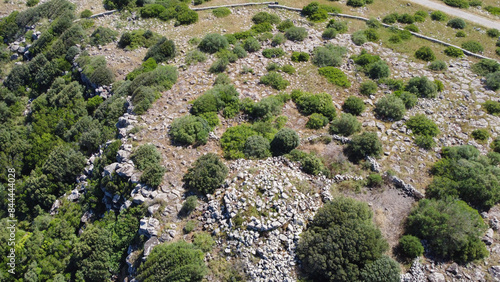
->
xmin=306 ymin=113 xmax=329 ymax=129
xmin=351 ymin=30 xmax=367 ymax=45
xmin=366 ymin=173 xmax=383 ymax=187
xmin=90 ymin=26 xmax=118 ymax=46
xmin=287 ymin=150 xmax=327 ymax=175
xmin=170 ymin=115 xmax=210 ymax=146
xmin=447 ymin=18 xmax=466 ymax=29
xmin=470 ymin=0 xmax=482 ymax=6
xmin=416 ymin=135 xmax=436 ymax=149
xmin=285 ymin=26 xmax=308 ymax=41
xmin=272 ymin=33 xmax=286 ymax=46
xmin=486 ymin=6 xmax=500 ymax=15
xmin=73 ymin=224 xmax=113 ymax=280
xmin=367 ymin=60 xmax=390 ymax=79
xmin=399 ymin=235 xmax=424 ymax=258
xmin=366 ymin=18 xmax=382 ymax=29
xmin=455 ymin=30 xmax=466 ymax=37
xmin=78 ymin=55 xmax=115 ymax=86
xmin=244 ymin=135 xmax=271 ymax=159
xmin=140 ymin=4 xmax=166 ymax=18
xmin=329 ymin=113 xmax=361 ymax=136
xmin=27 ymin=0 xmax=39 ymax=6
xmin=213 ymin=7 xmax=231 ymax=18
xmin=462 ymin=41 xmax=484 ymax=53
xmin=193 ymin=232 xmax=215 ymax=253
xmin=343 ymin=96 xmax=365 ymax=115
xmin=405 ymin=76 xmax=437 ymax=98
xmin=347 ymin=132 xmax=382 ymax=160
xmin=137 ymin=241 xmax=206 ymax=282
xmin=363 ymin=28 xmax=379 ymax=42
xmin=406 ymin=114 xmax=439 ymax=137
xmin=251 ymin=11 xmax=280 ymax=24
xmin=322 ymin=28 xmax=337 ymax=39
xmin=360 ymin=81 xmax=377 ymax=96
xmin=131 ymin=144 xmax=161 ymax=170
xmin=262 ymin=47 xmax=286 ymax=58
xmin=347 ymin=0 xmax=367 ymax=7
xmin=221 ymin=124 xmax=258 ymax=159
xmin=406 ymin=198 xmax=488 ymax=261
xmin=181 ymin=195 xmax=198 ymax=215
xmin=80 ymin=9 xmax=92 ymax=18
xmin=183 ymin=153 xmax=228 ymax=194
xmin=118 ymin=29 xmax=159 ymax=50
xmin=260 ymin=72 xmax=290 ymax=90
xmin=327 ymin=19 xmax=349 ymax=33
xmin=293 ymin=91 xmax=336 ymax=120
xmin=472 ymin=129 xmax=489 ymax=141
xmin=484 ymin=100 xmax=500 ymax=115
xmin=428 ymin=60 xmax=447 ymax=71
xmin=243 ymin=37 xmax=261 ymax=53
xmin=251 ymin=22 xmax=273 ymax=33
xmin=312 ymin=44 xmax=347 ymax=67
xmin=382 ymin=13 xmax=399 ymax=24
xmin=232 ymin=45 xmax=247 ymax=58
xmin=270 ymin=128 xmax=300 ymax=155
xmin=198 ymin=33 xmax=228 ymax=54
xmin=318 ymin=67 xmax=351 ymax=87
xmin=396 ymin=91 xmax=418 ymax=109
xmin=360 ymin=256 xmax=400 ymax=282
xmin=297 ymin=197 xmax=390 ymax=282
xmin=215 ymin=48 xmax=238 ymax=63
xmin=248 ymin=96 xmax=284 ymax=120
xmin=431 ymin=10 xmax=447 ymax=21
xmin=209 ymin=58 xmax=229 ymax=73
xmin=291 ymin=51 xmax=310 ymax=62
xmin=415 ymin=46 xmax=435 ymax=61
xmin=486 ymin=71 xmax=500 ymax=90
xmin=444 ymin=46 xmax=464 ymax=57
xmin=144 ymin=37 xmax=176 ymax=63
xmin=277 ymin=19 xmax=294 ymax=31
xmin=302 ymin=2 xmax=329 ymax=22
xmin=398 ymin=13 xmax=415 ymax=23
xmin=472 ymin=59 xmax=500 ymax=75
xmin=281 ymin=64 xmax=296 ymax=74
xmin=214 ymin=73 xmax=231 ymax=85
xmin=375 ymin=94 xmax=405 ymax=120
xmin=444 ymin=0 xmax=469 ymax=8
xmin=42 ymin=145 xmax=86 ymax=184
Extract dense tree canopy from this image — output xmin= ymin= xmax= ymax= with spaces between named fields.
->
xmin=183 ymin=153 xmax=228 ymax=194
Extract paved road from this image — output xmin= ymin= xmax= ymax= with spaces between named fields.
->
xmin=407 ymin=0 xmax=500 ymax=29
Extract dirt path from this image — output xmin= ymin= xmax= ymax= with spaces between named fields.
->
xmin=407 ymin=0 xmax=500 ymax=29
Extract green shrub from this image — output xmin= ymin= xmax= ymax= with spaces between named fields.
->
xmin=293 ymin=91 xmax=337 ymax=120
xmin=367 ymin=61 xmax=390 ymax=80
xmin=382 ymin=13 xmax=398 ymax=24
xmin=144 ymin=37 xmax=176 ymax=63
xmin=306 ymin=113 xmax=329 ymax=129
xmin=483 ymin=100 xmax=500 ymax=114
xmin=281 ymin=65 xmax=296 ymax=74
xmin=360 ymin=81 xmax=378 ymax=96
xmin=277 ymin=19 xmax=294 ymax=31
xmin=213 ymin=73 xmax=231 ymax=85
xmin=221 ymin=124 xmax=257 ymax=159
xmin=405 ymin=76 xmax=437 ymax=98
xmin=243 ymin=37 xmax=261 ymax=53
xmin=431 ymin=10 xmax=447 ymax=21
xmin=312 ymin=44 xmax=346 ymax=67
xmin=291 ymin=51 xmax=310 ymax=62
xmin=470 ymin=0 xmax=482 ymax=6
xmin=252 ymin=11 xmax=280 ymax=24
xmin=297 ymin=197 xmax=392 ymax=281
xmin=327 ymin=20 xmax=349 ymax=33
xmin=414 ymin=135 xmax=435 ymax=149
xmin=486 ymin=71 xmax=500 ymax=90
xmin=415 ymin=10 xmax=428 ymax=20
xmin=285 ymin=27 xmax=308 ymax=41
xmin=270 ymin=128 xmax=300 ymax=155
xmin=444 ymin=46 xmax=464 ymax=57
xmin=363 ymin=28 xmax=379 ymax=42
xmin=471 ymin=129 xmax=489 ymax=141
xmin=322 ymin=28 xmax=337 ymax=39
xmin=302 ymin=2 xmax=329 ymax=22
xmin=174 ymin=8 xmax=199 ymax=26
xmin=266 ymin=62 xmax=280 ymax=71
xmin=90 ymin=26 xmax=118 ymax=47
xmin=404 ymin=24 xmax=419 ymax=33
xmin=141 ymin=163 xmax=165 ymax=187
xmin=398 ymin=13 xmax=415 ymax=24
xmin=343 ymin=96 xmax=365 ymax=115
xmin=375 ymin=94 xmax=406 ymax=120
xmin=183 ymin=153 xmax=228 ymax=194
xmin=232 ymin=45 xmax=247 ymax=59
xmin=399 ymin=235 xmax=424 ymax=258
xmin=209 ymin=58 xmax=229 ymax=73
xmin=329 ymin=113 xmax=361 ymax=136
xmin=406 ymin=114 xmax=439 ymax=137
xmin=137 ymin=241 xmax=206 ymax=281
xmin=352 ymin=30 xmax=367 ymax=46
xmin=118 ymin=29 xmax=159 ymax=50
xmin=347 ymin=0 xmax=366 ymax=7
xmin=249 ymin=96 xmax=284 ymax=120
xmin=406 ymin=198 xmax=488 ymax=262
xmin=80 ymin=9 xmax=92 ymax=18
xmin=396 ymin=91 xmax=418 ymax=109
xmin=193 ymin=232 xmax=215 ymax=253
xmin=185 ymin=50 xmax=207 ymax=65
xmin=170 ymin=115 xmax=210 ymax=146
xmin=415 ymin=46 xmax=435 ymax=61
xmin=462 ymin=41 xmax=484 ymax=53
xmin=262 ymin=48 xmax=286 ymax=58
xmin=347 ymin=132 xmax=382 ymax=160
xmin=260 ymin=72 xmax=290 ymax=90
xmin=390 ymin=33 xmax=403 ymax=43
xmin=251 ymin=22 xmax=273 ymax=33
xmin=26 ymin=0 xmax=39 ymax=7
xmin=184 ymin=220 xmax=196 ymax=233
xmin=131 ymin=144 xmax=161 ymax=171
xmin=213 ymin=7 xmax=231 ymax=18
xmin=472 ymin=59 xmax=500 ymax=75
xmin=318 ymin=67 xmax=351 ymax=87
xmin=366 ymin=18 xmax=382 ymax=29
xmin=447 ymin=18 xmax=466 ymax=29
xmin=444 ymin=0 xmax=469 ymax=8
xmin=141 ymin=4 xmax=166 ymax=18
xmin=180 ymin=195 xmax=198 ymax=215
xmin=428 ymin=60 xmax=447 ymax=71
xmin=455 ymin=30 xmax=467 ymax=37
xmin=367 ymin=173 xmax=383 ymax=187
xmin=199 ymin=33 xmax=229 ymax=54
xmin=272 ymin=33 xmax=286 ymax=46
xmin=243 ymin=135 xmax=271 ymax=159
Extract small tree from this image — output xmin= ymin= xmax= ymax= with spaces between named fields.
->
xmin=399 ymin=235 xmax=424 ymax=258
xmin=244 ymin=135 xmax=271 ymax=159
xmin=329 ymin=113 xmax=361 ymax=136
xmin=260 ymin=72 xmax=290 ymax=90
xmin=367 ymin=61 xmax=390 ymax=79
xmin=270 ymin=128 xmax=300 ymax=155
xmin=144 ymin=37 xmax=176 ymax=63
xmin=352 ymin=30 xmax=367 ymax=46
xmin=405 ymin=76 xmax=437 ymax=98
xmin=347 ymin=132 xmax=383 ymax=160
xmin=198 ymin=33 xmax=229 ymax=53
xmin=170 ymin=115 xmax=211 ymax=146
xmin=183 ymin=153 xmax=228 ymax=194
xmin=343 ymin=96 xmax=365 ymax=115
xmin=375 ymin=94 xmax=406 ymax=120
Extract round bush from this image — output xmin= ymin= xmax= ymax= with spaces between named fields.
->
xmin=487 ymin=28 xmax=500 ymax=38
xmin=461 ymin=41 xmax=484 ymax=53
xmin=366 ymin=18 xmax=382 ymax=29
xmin=367 ymin=61 xmax=390 ymax=80
xmin=252 ymin=11 xmax=280 ymax=24
xmin=260 ymin=71 xmax=290 ymax=90
xmin=144 ymin=37 xmax=176 ymax=63
xmin=327 ymin=20 xmax=349 ymax=33
xmin=472 ymin=129 xmax=489 ymax=141
xmin=291 ymin=51 xmax=310 ymax=62
xmin=444 ymin=46 xmax=464 ymax=57
xmin=397 ymin=91 xmax=418 ymax=109
xmin=415 ymin=46 xmax=435 ymax=61
xmin=272 ymin=33 xmax=286 ymax=46
xmin=363 ymin=28 xmax=379 ymax=42
xmin=343 ymin=96 xmax=366 ymax=115
xmin=404 ymin=24 xmax=419 ymax=33
xmin=447 ymin=18 xmax=466 ymax=29
xmin=352 ymin=30 xmax=367 ymax=46
xmin=431 ymin=11 xmax=447 ymax=21
xmin=306 ymin=113 xmax=329 ymax=129
xmin=183 ymin=153 xmax=228 ymax=194
xmin=486 ymin=71 xmax=500 ymax=90
xmin=399 ymin=235 xmax=424 ymax=258
xmin=270 ymin=128 xmax=300 ymax=155
xmin=81 ymin=9 xmax=93 ymax=18
xmin=375 ymin=94 xmax=406 ymax=120
xmin=282 ymin=65 xmax=296 ymax=74
xmin=198 ymin=33 xmax=229 ymax=54
xmin=277 ymin=19 xmax=294 ymax=32
xmin=285 ymin=27 xmax=308 ymax=42
xmin=455 ymin=30 xmax=466 ymax=37
xmin=360 ymin=81 xmax=378 ymax=96
xmin=322 ymin=28 xmax=337 ymax=39
xmin=180 ymin=195 xmax=198 ymax=215
xmin=243 ymin=37 xmax=261 ymax=53
xmin=406 ymin=114 xmax=439 ymax=137
xmin=367 ymin=173 xmax=383 ymax=187
xmin=405 ymin=76 xmax=438 ymax=98
xmin=244 ymin=135 xmax=271 ymax=159
xmin=428 ymin=60 xmax=447 ymax=71
xmin=347 ymin=132 xmax=383 ymax=160
xmin=329 ymin=113 xmax=361 ymax=136
xmin=213 ymin=7 xmax=231 ymax=18
xmin=415 ymin=135 xmax=436 ymax=149
xmin=347 ymin=0 xmax=366 ymax=7
xmin=382 ymin=13 xmax=398 ymax=24
xmin=398 ymin=13 xmax=415 ymax=24
xmin=170 ymin=115 xmax=210 ymax=146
